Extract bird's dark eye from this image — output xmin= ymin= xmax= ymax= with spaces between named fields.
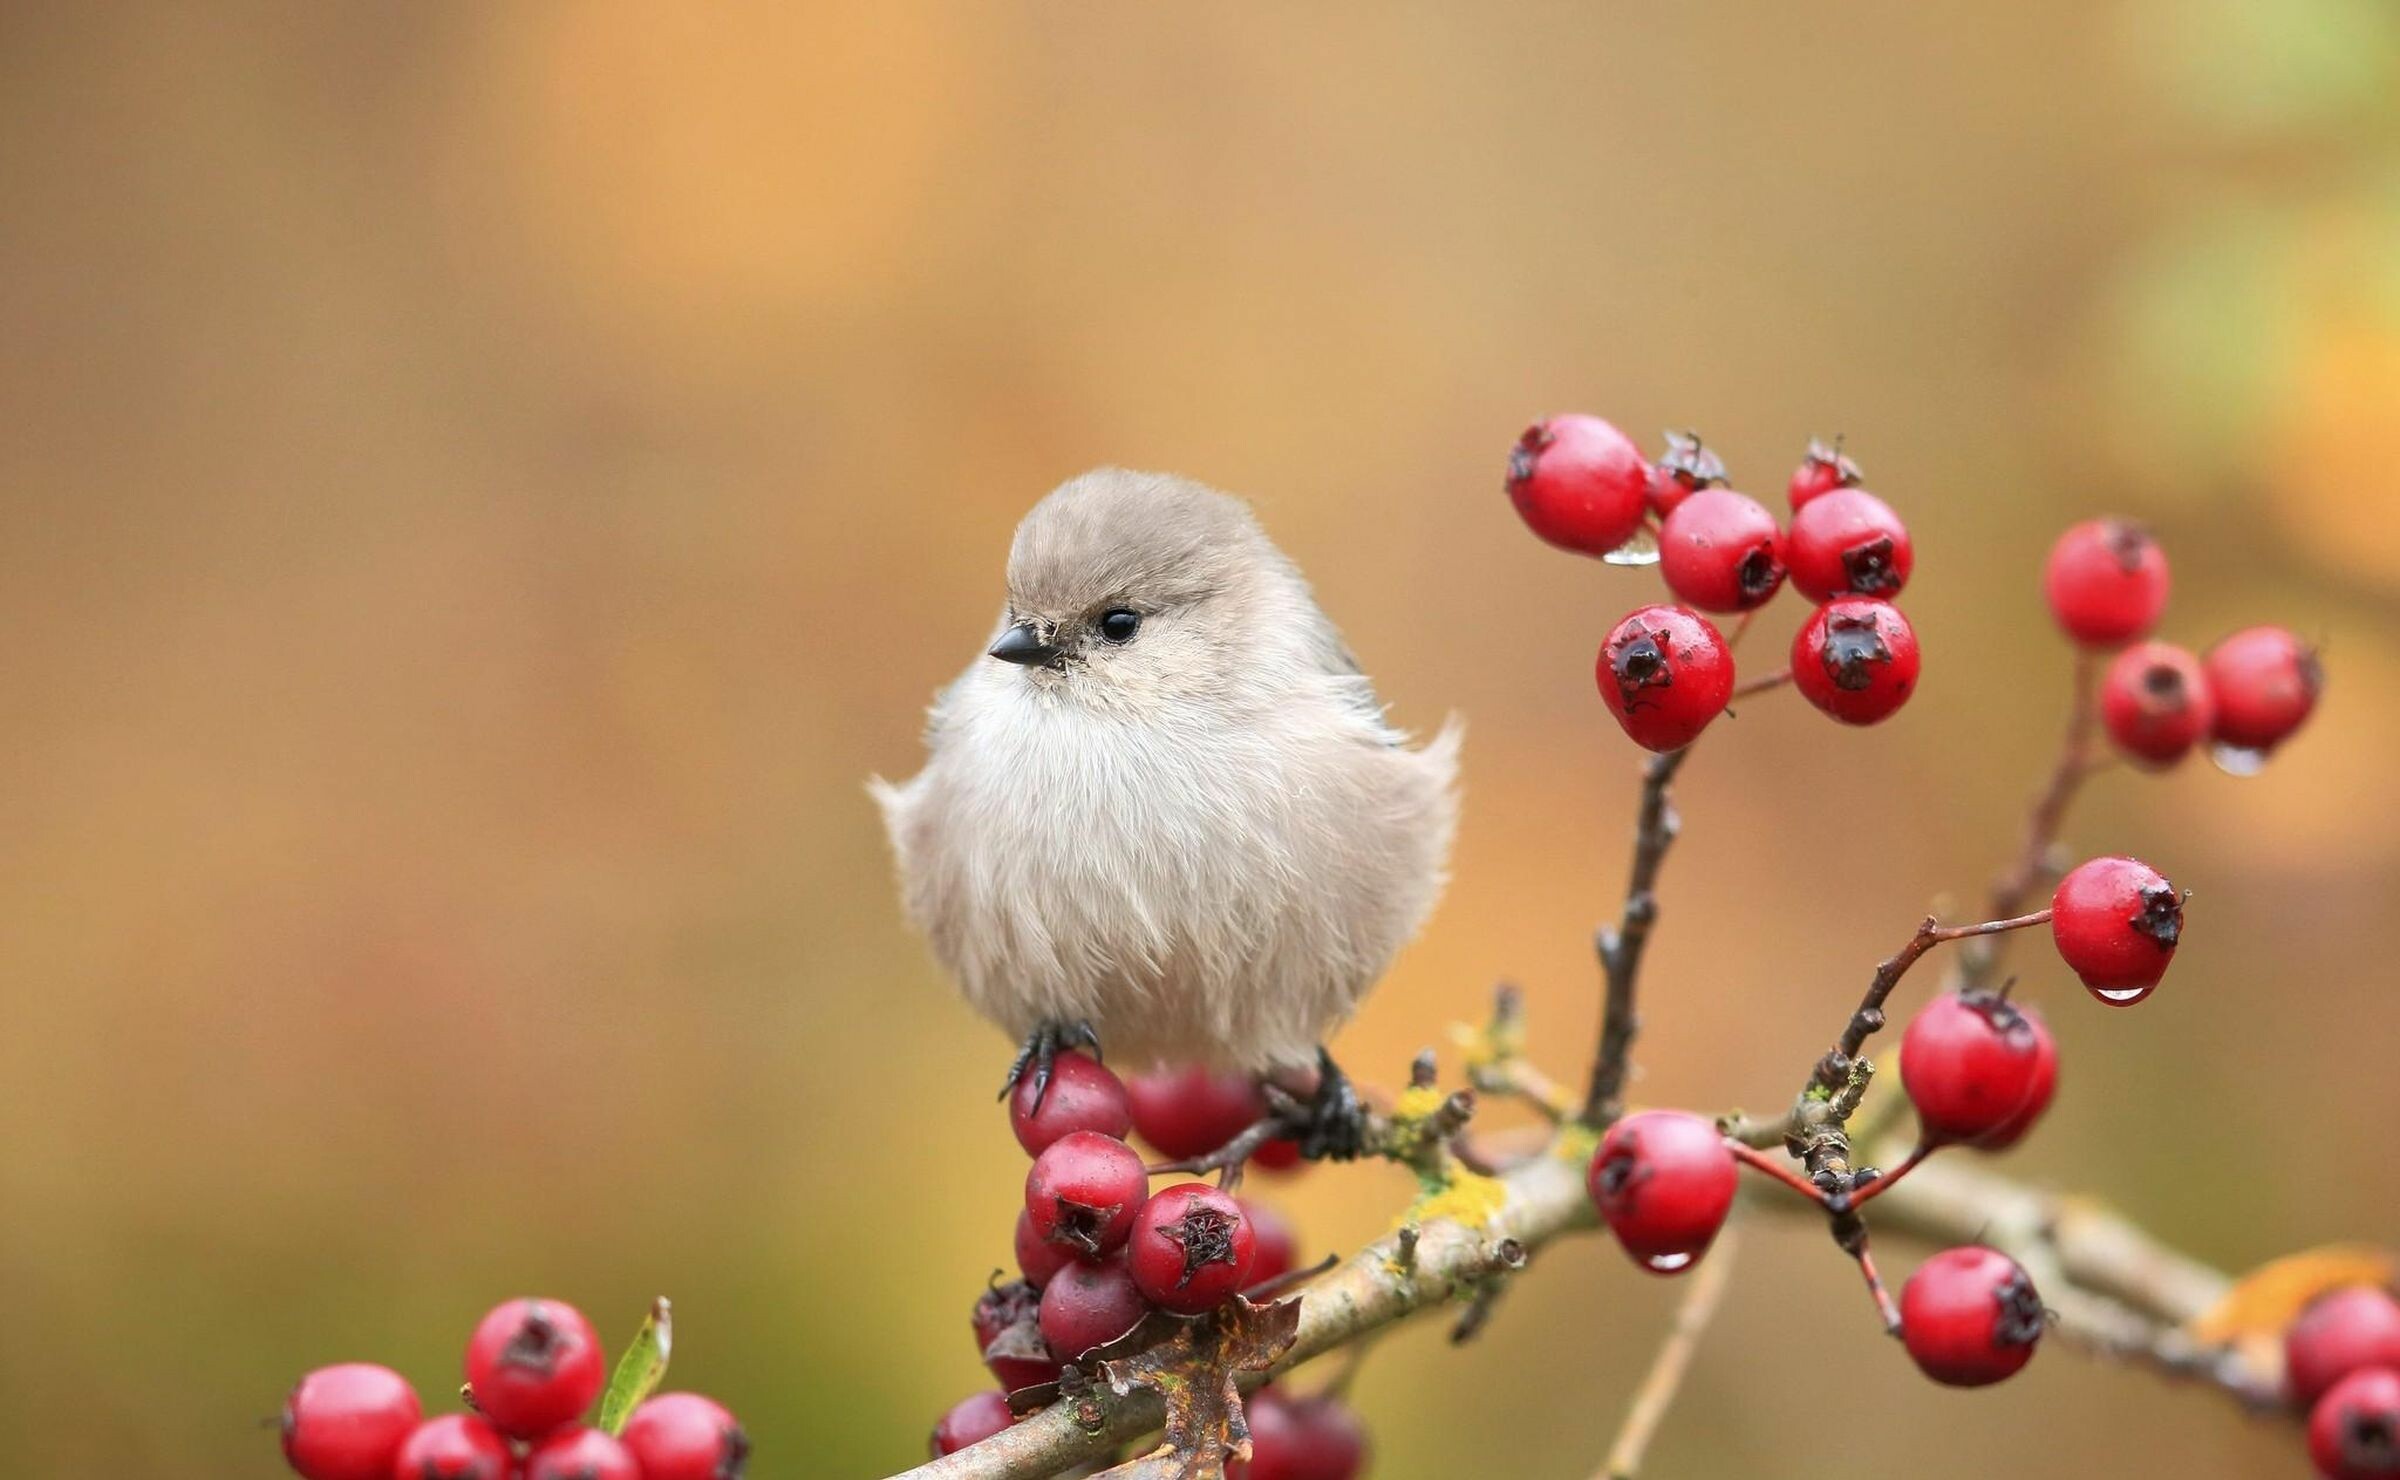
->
xmin=1096 ymin=608 xmax=1142 ymax=644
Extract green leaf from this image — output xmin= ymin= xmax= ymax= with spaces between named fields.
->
xmin=597 ymin=1297 xmax=673 ymax=1437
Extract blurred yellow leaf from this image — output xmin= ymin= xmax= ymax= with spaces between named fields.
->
xmin=2186 ymin=1245 xmax=2395 ymax=1343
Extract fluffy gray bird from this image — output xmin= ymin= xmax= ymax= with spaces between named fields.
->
xmin=873 ymin=468 xmax=1459 ymax=1155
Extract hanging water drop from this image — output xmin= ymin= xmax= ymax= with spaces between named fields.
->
xmin=2091 ymin=985 xmax=2152 ymax=1006
xmin=1604 ymin=526 xmax=1662 ymax=567
xmin=2208 ymin=742 xmax=2269 ymax=777
xmin=1642 ymin=1251 xmax=1695 ymax=1273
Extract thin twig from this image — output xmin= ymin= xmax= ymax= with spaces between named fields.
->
xmin=1810 ymin=910 xmax=2053 ymax=1092
xmin=1726 ymin=1139 xmax=1828 ymax=1204
xmin=1963 ymin=653 xmax=2099 ymax=988
xmin=1730 ymin=667 xmax=1792 ymax=701
xmin=1584 ymin=747 xmax=1693 ymax=1125
xmin=1598 ymin=1230 xmax=1740 ymax=1480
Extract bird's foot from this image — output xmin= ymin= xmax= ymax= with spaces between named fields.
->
xmin=1292 ymin=1047 xmax=1370 ymax=1162
xmin=999 ymin=1019 xmax=1101 ymax=1113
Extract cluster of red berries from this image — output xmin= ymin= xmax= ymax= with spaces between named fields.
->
xmin=1507 ymin=419 xmax=1922 ymax=749
xmin=2289 ymin=1284 xmax=2400 ymax=1479
xmin=280 ymin=1299 xmax=745 ymax=1480
xmin=2043 ymin=517 xmax=2322 ymax=769
xmin=936 ymin=1053 xmax=1364 ymax=1477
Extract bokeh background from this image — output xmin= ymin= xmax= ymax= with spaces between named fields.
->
xmin=4 ymin=3 xmax=2397 ymax=1476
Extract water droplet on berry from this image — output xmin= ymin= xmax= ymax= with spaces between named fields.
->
xmin=1641 ymin=1251 xmax=1695 ymax=1273
xmin=1604 ymin=526 xmax=1662 ymax=567
xmin=2091 ymin=984 xmax=2153 ymax=1006
xmin=2208 ymin=742 xmax=2269 ymax=777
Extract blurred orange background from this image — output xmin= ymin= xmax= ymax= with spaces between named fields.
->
xmin=2 ymin=4 xmax=2396 ymax=1476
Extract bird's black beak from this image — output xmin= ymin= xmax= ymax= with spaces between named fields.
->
xmin=988 ymin=622 xmax=1061 ymax=668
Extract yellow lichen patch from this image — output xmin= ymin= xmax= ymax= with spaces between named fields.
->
xmin=1405 ymin=1169 xmax=1509 ymax=1231
xmin=1551 ymin=1122 xmax=1601 ymax=1166
xmin=1391 ymin=1084 xmax=1450 ymax=1122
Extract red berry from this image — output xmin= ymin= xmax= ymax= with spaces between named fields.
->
xmin=2100 ymin=641 xmax=2214 ymax=768
xmin=1791 ymin=598 xmax=1919 ymax=726
xmin=2289 ymin=1287 xmax=2400 ymax=1407
xmin=930 ymin=1392 xmax=1016 ymax=1457
xmin=1900 ymin=1246 xmax=2044 ymax=1387
xmin=622 ymin=1394 xmax=750 ymax=1480
xmin=979 ymin=1300 xmax=1064 ymax=1394
xmin=1587 ymin=1110 xmax=1737 ymax=1274
xmin=2205 ymin=625 xmax=2322 ymax=754
xmin=1127 ymin=1183 xmax=1258 ymax=1315
xmin=1243 ymin=1387 xmax=1368 ymax=1480
xmin=1646 ymin=429 xmax=1728 ymax=518
xmin=2309 ymin=1366 xmax=2400 ymax=1480
xmin=1240 ymin=1200 xmax=1300 ymax=1289
xmin=1787 ymin=437 xmax=1863 ymax=510
xmin=1024 ymin=1131 xmax=1149 ymax=1258
xmin=1977 ymin=1006 xmax=2058 ymax=1152
xmin=281 ymin=1363 xmax=422 ymax=1480
xmin=1596 ymin=605 xmax=1735 ymax=753
xmin=1125 ymin=1067 xmax=1270 ymax=1161
xmin=2050 ymin=855 xmax=2182 ymax=1004
xmin=1009 ymin=1050 xmax=1134 ymax=1157
xmin=464 ymin=1297 xmax=606 ymax=1440
xmin=1013 ymin=1209 xmax=1076 ymax=1289
xmin=1506 ymin=414 xmax=1651 ymax=557
xmin=1786 ymin=487 xmax=1912 ymax=601
xmin=973 ymin=1278 xmax=1043 ymax=1356
xmin=1038 ymin=1256 xmax=1155 ymax=1361
xmin=1659 ymin=489 xmax=1787 ymax=613
xmin=526 ymin=1427 xmax=639 ymax=1480
xmin=391 ymin=1416 xmax=514 ymax=1480
xmin=2043 ymin=518 xmax=2168 ymax=647
xmin=1898 ymin=991 xmax=2050 ymax=1147
xmin=1249 ymin=1135 xmax=1306 ymax=1172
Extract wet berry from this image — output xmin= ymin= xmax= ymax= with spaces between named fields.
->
xmin=2043 ymin=519 xmax=2168 ymax=647
xmin=1787 ymin=437 xmax=1863 ymax=510
xmin=281 ymin=1363 xmax=421 ymax=1480
xmin=2205 ymin=625 xmax=2322 ymax=754
xmin=1899 ymin=991 xmax=2050 ymax=1147
xmin=1791 ymin=598 xmax=1919 ymax=725
xmin=974 ymin=1278 xmax=1043 ymax=1357
xmin=2051 ymin=855 xmax=2182 ymax=1005
xmin=1646 ymin=429 xmax=1728 ymax=518
xmin=1014 ymin=1209 xmax=1076 ymax=1289
xmin=1659 ymin=489 xmax=1787 ymax=612
xmin=1587 ymin=1109 xmax=1738 ymax=1275
xmin=2309 ymin=1366 xmax=2400 ymax=1480
xmin=1241 ymin=1387 xmax=1369 ymax=1480
xmin=464 ymin=1297 xmax=606 ymax=1440
xmin=526 ymin=1427 xmax=640 ymax=1480
xmin=1596 ymin=605 xmax=1735 ymax=753
xmin=622 ymin=1394 xmax=751 ymax=1480
xmin=1241 ymin=1200 xmax=1300 ymax=1289
xmin=1038 ymin=1256 xmax=1155 ymax=1361
xmin=1125 ymin=1067 xmax=1286 ymax=1164
xmin=930 ymin=1392 xmax=1017 ymax=1457
xmin=1786 ymin=487 xmax=1912 ymax=601
xmin=2101 ymin=641 xmax=2214 ymax=768
xmin=1024 ymin=1131 xmax=1149 ymax=1258
xmin=1010 ymin=1050 xmax=1134 ymax=1157
xmin=1900 ymin=1246 xmax=2044 ymax=1387
xmin=1128 ymin=1183 xmax=1257 ymax=1315
xmin=1505 ymin=414 xmax=1652 ymax=558
xmin=392 ymin=1415 xmax=514 ymax=1480
xmin=2289 ymin=1286 xmax=2400 ymax=1407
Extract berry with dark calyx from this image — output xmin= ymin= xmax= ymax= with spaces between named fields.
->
xmin=1505 ymin=414 xmax=1652 ymax=557
xmin=1038 ymin=1256 xmax=1155 ymax=1362
xmin=281 ymin=1363 xmax=422 ymax=1480
xmin=1977 ymin=1004 xmax=2059 ymax=1152
xmin=2043 ymin=518 xmax=2169 ymax=647
xmin=1595 ymin=605 xmax=1735 ymax=753
xmin=2289 ymin=1286 xmax=2400 ymax=1407
xmin=1791 ymin=598 xmax=1919 ymax=725
xmin=1786 ymin=487 xmax=1912 ymax=601
xmin=1242 ymin=1387 xmax=1369 ymax=1480
xmin=974 ymin=1277 xmax=1043 ymax=1356
xmin=1900 ymin=1246 xmax=2044 ymax=1387
xmin=2205 ymin=625 xmax=2323 ymax=755
xmin=1788 ymin=437 xmax=1863 ymax=509
xmin=2101 ymin=641 xmax=2214 ymax=768
xmin=1125 ymin=1067 xmax=1274 ymax=1161
xmin=2309 ymin=1366 xmax=2400 ymax=1480
xmin=623 ymin=1394 xmax=751 ymax=1480
xmin=1587 ymin=1110 xmax=1738 ymax=1275
xmin=391 ymin=1416 xmax=514 ymax=1480
xmin=1646 ymin=429 xmax=1729 ymax=518
xmin=1014 ymin=1209 xmax=1075 ymax=1289
xmin=1659 ymin=489 xmax=1787 ymax=613
xmin=1024 ymin=1130 xmax=1149 ymax=1258
xmin=980 ymin=1303 xmax=1064 ymax=1394
xmin=1898 ymin=991 xmax=2049 ymax=1147
xmin=1009 ymin=1050 xmax=1133 ymax=1157
xmin=464 ymin=1297 xmax=606 ymax=1440
xmin=930 ymin=1392 xmax=1017 ymax=1457
xmin=526 ymin=1427 xmax=640 ymax=1480
xmin=1127 ymin=1182 xmax=1257 ymax=1315
xmin=1240 ymin=1200 xmax=1300 ymax=1289
xmin=2051 ymin=855 xmax=2183 ymax=1004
